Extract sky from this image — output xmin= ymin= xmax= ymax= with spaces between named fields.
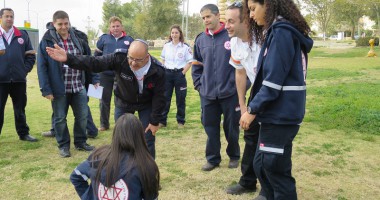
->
xmin=2 ymin=0 xmax=218 ymax=40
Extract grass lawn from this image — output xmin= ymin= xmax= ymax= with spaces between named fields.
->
xmin=0 ymin=45 xmax=379 ymax=199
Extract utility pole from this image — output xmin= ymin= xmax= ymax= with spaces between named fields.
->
xmin=185 ymin=0 xmax=189 ymax=41
xmin=181 ymin=0 xmax=185 ymax=30
xmin=26 ymin=0 xmax=31 ymax=21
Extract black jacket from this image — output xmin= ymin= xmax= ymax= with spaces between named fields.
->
xmin=65 ymin=51 xmax=166 ymax=125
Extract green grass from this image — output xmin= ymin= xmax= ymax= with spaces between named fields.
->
xmin=0 ymin=45 xmax=379 ymax=199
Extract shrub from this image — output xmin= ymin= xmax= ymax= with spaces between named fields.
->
xmin=355 ymin=37 xmax=379 ymax=46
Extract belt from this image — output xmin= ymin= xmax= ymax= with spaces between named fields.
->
xmin=165 ymin=68 xmax=183 ymax=72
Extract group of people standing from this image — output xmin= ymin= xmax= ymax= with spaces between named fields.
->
xmin=1 ymin=0 xmax=313 ymax=199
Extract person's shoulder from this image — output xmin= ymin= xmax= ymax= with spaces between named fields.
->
xmin=195 ymin=32 xmax=206 ymax=42
xmin=151 ymin=56 xmax=164 ymax=68
xmin=98 ymin=33 xmax=110 ymax=40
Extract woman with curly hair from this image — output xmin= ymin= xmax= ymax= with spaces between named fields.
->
xmin=240 ymin=0 xmax=313 ymax=199
xmin=70 ymin=113 xmax=160 ymax=200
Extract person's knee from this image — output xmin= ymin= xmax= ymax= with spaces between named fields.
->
xmin=262 ymin=153 xmax=288 ymax=173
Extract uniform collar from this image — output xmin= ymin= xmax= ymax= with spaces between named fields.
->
xmin=205 ymin=22 xmax=225 ymax=36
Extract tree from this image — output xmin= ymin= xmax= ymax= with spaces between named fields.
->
xmin=304 ymin=0 xmax=335 ymax=39
xmin=145 ymin=0 xmax=182 ymax=40
xmin=101 ymin=0 xmax=123 ymax=33
xmin=186 ymin=13 xmax=204 ymax=41
xmin=366 ymin=0 xmax=380 ymax=36
xmin=333 ymin=0 xmax=367 ymax=39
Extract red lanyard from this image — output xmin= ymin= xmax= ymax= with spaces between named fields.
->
xmin=63 ymin=39 xmax=68 ymax=51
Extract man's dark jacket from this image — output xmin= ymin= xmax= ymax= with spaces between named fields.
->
xmin=64 ymin=52 xmax=166 ymax=125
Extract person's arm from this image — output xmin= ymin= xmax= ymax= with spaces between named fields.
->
xmin=182 ymin=45 xmax=194 ymax=75
xmin=70 ymin=160 xmax=92 ymax=198
xmin=46 ymin=44 xmax=120 ymax=73
xmin=94 ymin=36 xmax=104 ymax=56
xmin=191 ymin=39 xmax=203 ymax=91
xmin=23 ymin=32 xmax=36 ymax=72
xmin=236 ymin=68 xmax=248 ymax=115
xmin=145 ymin=65 xmax=166 ymax=135
xmin=37 ymin=40 xmax=53 ymax=99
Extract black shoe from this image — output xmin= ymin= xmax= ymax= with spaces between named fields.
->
xmin=201 ymin=162 xmax=219 ymax=171
xmin=19 ymin=134 xmax=38 ymax=142
xmin=228 ymin=159 xmax=239 ymax=168
xmin=226 ymin=184 xmax=256 ymax=195
xmin=87 ymin=134 xmax=97 ymax=139
xmin=75 ymin=143 xmax=95 ymax=151
xmin=59 ymin=147 xmax=71 ymax=158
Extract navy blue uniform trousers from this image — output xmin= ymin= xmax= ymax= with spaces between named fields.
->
xmin=160 ymin=69 xmax=187 ymax=125
xmin=0 ymin=82 xmax=29 ymax=136
xmin=239 ymin=120 xmax=260 ymax=189
xmin=254 ymin=123 xmax=299 ymax=200
xmin=200 ymin=93 xmax=240 ymax=165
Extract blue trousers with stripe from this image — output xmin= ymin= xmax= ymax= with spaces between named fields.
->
xmin=253 ymin=123 xmax=299 ymax=200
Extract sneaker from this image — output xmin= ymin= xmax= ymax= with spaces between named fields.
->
xmin=228 ymin=160 xmax=239 ymax=168
xmin=41 ymin=130 xmax=55 ymax=137
xmin=201 ymin=162 xmax=219 ymax=171
xmin=75 ymin=143 xmax=95 ymax=151
xmin=59 ymin=147 xmax=71 ymax=158
xmin=226 ymin=184 xmax=256 ymax=195
xmin=98 ymin=127 xmax=109 ymax=131
xmin=158 ymin=123 xmax=166 ymax=128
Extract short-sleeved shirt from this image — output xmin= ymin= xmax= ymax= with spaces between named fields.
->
xmin=160 ymin=41 xmax=193 ymax=70
xmin=229 ymin=37 xmax=260 ymax=83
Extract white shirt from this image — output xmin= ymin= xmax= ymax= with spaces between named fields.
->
xmin=132 ymin=57 xmax=151 ymax=94
xmin=229 ymin=37 xmax=260 ymax=83
xmin=160 ymin=41 xmax=193 ymax=70
xmin=0 ymin=26 xmax=14 ymax=45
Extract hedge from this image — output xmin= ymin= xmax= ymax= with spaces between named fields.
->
xmin=356 ymin=37 xmax=379 ymax=46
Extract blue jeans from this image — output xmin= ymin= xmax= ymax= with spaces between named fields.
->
xmin=114 ymin=104 xmax=156 ymax=159
xmin=160 ymin=70 xmax=187 ymax=125
xmin=48 ymin=103 xmax=98 ymax=137
xmin=52 ymin=89 xmax=88 ymax=148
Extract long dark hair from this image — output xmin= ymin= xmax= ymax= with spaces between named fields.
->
xmin=91 ymin=114 xmax=160 ymax=199
xmin=168 ymin=24 xmax=184 ymax=43
xmin=243 ymin=0 xmax=311 ymax=45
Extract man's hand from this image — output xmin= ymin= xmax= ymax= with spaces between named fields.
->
xmin=94 ymin=83 xmax=100 ymax=89
xmin=46 ymin=44 xmax=68 ymax=62
xmin=145 ymin=123 xmax=159 ymax=136
xmin=240 ymin=112 xmax=256 ymax=130
xmin=45 ymin=94 xmax=54 ymax=100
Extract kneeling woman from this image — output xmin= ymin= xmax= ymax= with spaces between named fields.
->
xmin=70 ymin=113 xmax=160 ymax=200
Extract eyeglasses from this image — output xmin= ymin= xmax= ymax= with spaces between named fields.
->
xmin=232 ymin=1 xmax=242 ymax=8
xmin=127 ymin=55 xmax=148 ymax=63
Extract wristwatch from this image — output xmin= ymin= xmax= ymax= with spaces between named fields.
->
xmin=247 ymin=106 xmax=256 ymax=115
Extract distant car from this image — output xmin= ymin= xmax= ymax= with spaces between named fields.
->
xmin=329 ymin=35 xmax=338 ymax=40
xmin=354 ymin=35 xmax=359 ymax=40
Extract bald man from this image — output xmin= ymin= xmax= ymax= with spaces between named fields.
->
xmin=46 ymin=40 xmax=166 ymax=158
